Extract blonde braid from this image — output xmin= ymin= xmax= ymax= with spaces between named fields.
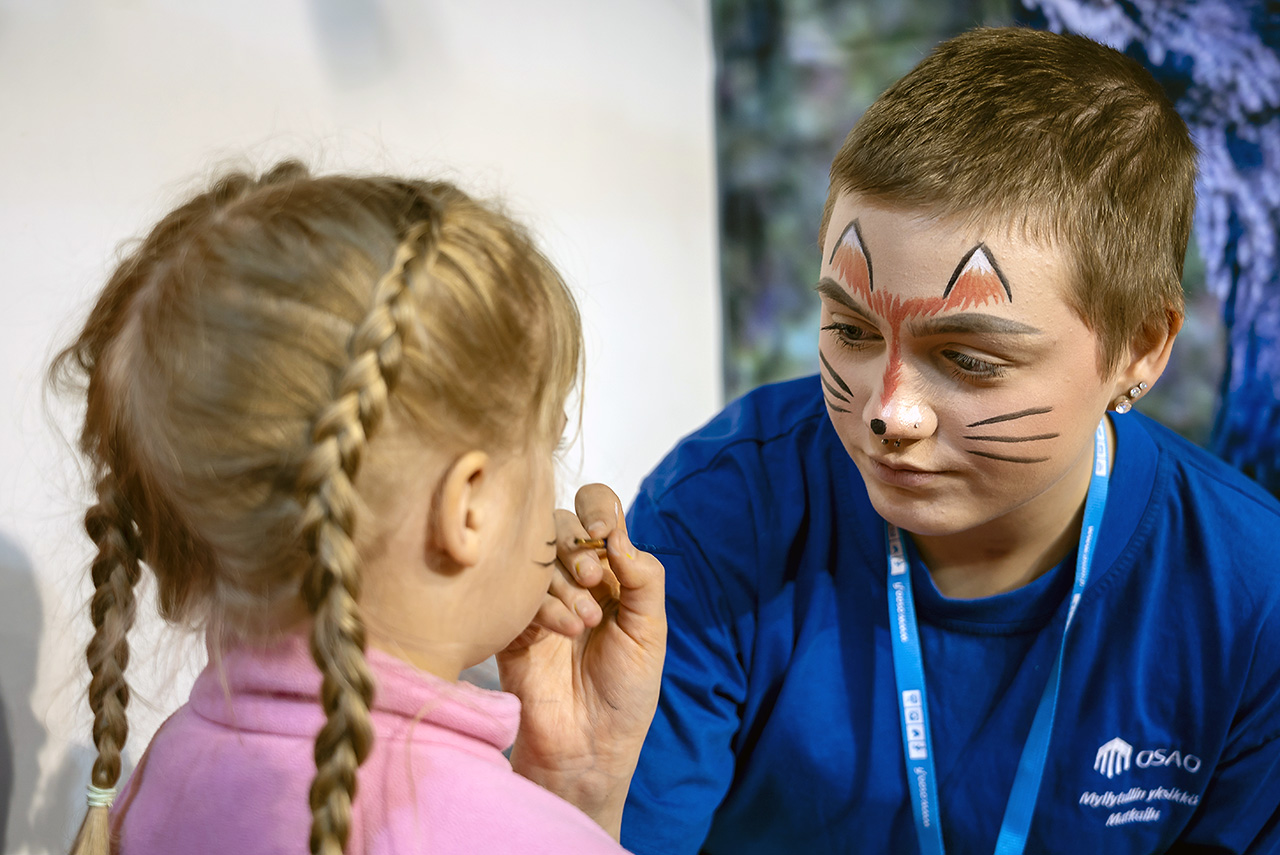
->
xmin=54 ymin=165 xmax=582 ymax=853
xmin=298 ymin=221 xmax=436 ymax=855
xmin=70 ymin=475 xmax=144 ymax=855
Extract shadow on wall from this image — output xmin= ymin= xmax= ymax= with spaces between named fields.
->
xmin=0 ymin=531 xmax=93 ymax=855
xmin=0 ymin=532 xmax=42 ymax=851
xmin=308 ymin=0 xmax=395 ymax=86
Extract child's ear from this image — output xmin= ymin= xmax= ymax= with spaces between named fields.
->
xmin=1113 ymin=309 xmax=1181 ymax=401
xmin=431 ymin=450 xmax=490 ymax=569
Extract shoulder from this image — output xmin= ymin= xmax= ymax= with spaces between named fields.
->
xmin=372 ymin=754 xmax=625 ymax=855
xmin=1123 ymin=417 xmax=1280 ymax=741
xmin=1121 ymin=415 xmax=1280 ymax=611
xmin=637 ymin=375 xmax=833 ymax=505
xmin=629 ymin=374 xmax=851 ymax=570
xmin=627 ymin=374 xmax=876 ymax=608
xmin=1136 ymin=413 xmax=1280 ymax=524
xmin=1129 ymin=414 xmax=1280 ymax=599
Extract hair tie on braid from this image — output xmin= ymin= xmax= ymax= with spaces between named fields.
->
xmin=71 ymin=473 xmax=144 ymax=855
xmin=86 ymin=784 xmax=119 ymax=809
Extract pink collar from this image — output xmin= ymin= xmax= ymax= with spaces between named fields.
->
xmin=189 ymin=633 xmax=521 ymax=752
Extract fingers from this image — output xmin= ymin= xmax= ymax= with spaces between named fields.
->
xmin=530 ymin=589 xmax=583 ymax=638
xmin=555 ymin=508 xmax=604 ymax=589
xmin=569 ymin=483 xmax=664 ymax=618
xmin=574 ymin=483 xmax=624 ymax=542
xmin=502 ymin=620 xmax=547 ymax=654
xmin=549 ymin=562 xmax=603 ymax=628
xmin=564 ymin=483 xmax=624 ymax=591
xmin=601 ymin=510 xmax=666 ymax=632
xmin=522 ymin=567 xmax=603 ymax=642
xmin=558 ymin=482 xmax=665 ymax=639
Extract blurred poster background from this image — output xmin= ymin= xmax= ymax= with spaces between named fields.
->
xmin=714 ymin=0 xmax=1279 ymax=493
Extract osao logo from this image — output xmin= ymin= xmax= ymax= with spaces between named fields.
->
xmin=1094 ymin=736 xmax=1202 ymax=778
xmin=1094 ymin=737 xmax=1132 ymax=779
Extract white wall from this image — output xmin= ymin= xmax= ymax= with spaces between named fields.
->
xmin=0 ymin=2 xmax=721 ymax=851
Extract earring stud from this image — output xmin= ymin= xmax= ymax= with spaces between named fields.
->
xmin=1115 ymin=380 xmax=1147 ymax=414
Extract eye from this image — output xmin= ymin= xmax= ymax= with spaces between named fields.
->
xmin=943 ymin=349 xmax=1008 ymax=381
xmin=822 ymin=316 xmax=881 ymax=351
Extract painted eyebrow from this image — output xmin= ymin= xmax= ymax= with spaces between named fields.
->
xmin=818 ymin=277 xmax=1040 ymax=338
xmin=815 ymin=277 xmax=870 ymax=315
xmin=908 ymin=313 xmax=1043 ymax=337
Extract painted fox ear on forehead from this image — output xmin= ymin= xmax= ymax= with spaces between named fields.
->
xmin=829 ymin=219 xmax=873 ymax=298
xmin=944 ymin=243 xmax=1012 ymax=308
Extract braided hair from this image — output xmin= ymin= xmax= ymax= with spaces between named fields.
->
xmin=52 ymin=162 xmax=582 ymax=854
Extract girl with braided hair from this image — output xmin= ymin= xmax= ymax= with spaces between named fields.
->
xmin=51 ymin=162 xmax=666 ymax=855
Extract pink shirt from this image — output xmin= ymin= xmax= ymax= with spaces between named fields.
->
xmin=113 ymin=635 xmax=629 ymax=854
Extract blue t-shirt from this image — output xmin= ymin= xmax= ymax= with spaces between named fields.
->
xmin=621 ymin=376 xmax=1280 ymax=855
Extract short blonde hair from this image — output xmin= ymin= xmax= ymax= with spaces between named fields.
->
xmin=53 ymin=162 xmax=582 ymax=854
xmin=822 ymin=27 xmax=1196 ymax=376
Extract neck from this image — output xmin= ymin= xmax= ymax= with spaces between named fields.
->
xmin=362 ymin=554 xmax=483 ymax=684
xmin=910 ymin=418 xmax=1113 ymax=600
xmin=367 ymin=633 xmax=466 ymax=683
xmin=912 ymin=504 xmax=1085 ymax=599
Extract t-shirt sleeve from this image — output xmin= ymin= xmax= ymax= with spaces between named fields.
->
xmin=1166 ymin=733 xmax=1280 ymax=853
xmin=1170 ymin=598 xmax=1280 ymax=854
xmin=620 ymin=486 xmax=754 ymax=855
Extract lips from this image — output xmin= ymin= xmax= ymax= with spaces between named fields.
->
xmin=866 ymin=455 xmax=941 ymax=488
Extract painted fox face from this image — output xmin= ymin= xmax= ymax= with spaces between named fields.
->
xmin=815 ymin=191 xmax=1139 ymax=552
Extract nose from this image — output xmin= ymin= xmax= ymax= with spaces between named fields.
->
xmin=863 ymin=382 xmax=935 ymax=448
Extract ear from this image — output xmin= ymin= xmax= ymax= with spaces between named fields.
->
xmin=1111 ymin=310 xmax=1182 ymax=402
xmin=431 ymin=450 xmax=490 ymax=569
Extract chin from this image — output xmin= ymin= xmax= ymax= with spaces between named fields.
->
xmin=862 ymin=484 xmax=972 ymax=538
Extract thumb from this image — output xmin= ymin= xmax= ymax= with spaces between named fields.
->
xmin=603 ymin=509 xmax=666 ymax=640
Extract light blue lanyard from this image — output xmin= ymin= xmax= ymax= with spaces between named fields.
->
xmin=886 ymin=419 xmax=1111 ymax=855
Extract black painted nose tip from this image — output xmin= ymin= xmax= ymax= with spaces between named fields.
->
xmin=870 ymin=419 xmax=886 ymax=435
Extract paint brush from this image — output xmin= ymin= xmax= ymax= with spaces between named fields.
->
xmin=574 ymin=537 xmax=606 ymax=550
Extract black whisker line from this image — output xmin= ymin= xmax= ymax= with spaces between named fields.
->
xmin=966 ymin=406 xmax=1053 ymax=428
xmin=535 ymin=558 xmax=556 ymax=567
xmin=823 ymin=394 xmax=851 ymax=414
xmin=963 ymin=433 xmax=1060 ymax=443
xmin=820 ymin=351 xmax=853 ymax=396
xmin=967 ymin=450 xmax=1050 ymax=464
xmin=821 ymin=374 xmax=849 ymax=403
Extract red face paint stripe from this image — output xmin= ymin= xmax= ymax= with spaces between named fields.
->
xmin=827 ymin=227 xmax=1017 ymax=409
xmin=880 ymin=338 xmax=904 ymax=406
xmin=831 ymin=243 xmax=872 ymax=304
